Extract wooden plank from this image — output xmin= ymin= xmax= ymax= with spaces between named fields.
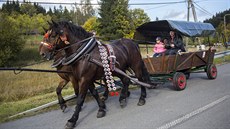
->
xmin=147 ymin=56 xmax=156 ymax=72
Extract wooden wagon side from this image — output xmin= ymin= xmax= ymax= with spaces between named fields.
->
xmin=143 ymin=48 xmax=215 ymax=75
xmin=142 ymin=48 xmax=217 ymax=90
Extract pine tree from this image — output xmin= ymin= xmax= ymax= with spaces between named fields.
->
xmin=98 ymin=0 xmax=131 ymax=40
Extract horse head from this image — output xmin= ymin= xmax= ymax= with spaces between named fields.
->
xmin=39 ymin=20 xmax=93 ymax=60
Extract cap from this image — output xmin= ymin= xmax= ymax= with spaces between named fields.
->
xmin=156 ymin=37 xmax=161 ymax=41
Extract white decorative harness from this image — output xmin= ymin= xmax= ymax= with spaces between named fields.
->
xmin=97 ymin=41 xmax=116 ymax=91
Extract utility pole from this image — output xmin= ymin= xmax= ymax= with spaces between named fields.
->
xmin=187 ymin=0 xmax=197 ymax=22
xmin=187 ymin=0 xmax=191 ymax=21
xmin=191 ymin=2 xmax=197 ymax=22
xmin=187 ymin=0 xmax=198 ymax=50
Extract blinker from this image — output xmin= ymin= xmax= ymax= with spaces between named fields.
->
xmin=60 ymin=30 xmax=64 ymax=36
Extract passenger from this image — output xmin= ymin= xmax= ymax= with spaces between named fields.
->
xmin=153 ymin=37 xmax=166 ymax=57
xmin=165 ymin=31 xmax=185 ymax=55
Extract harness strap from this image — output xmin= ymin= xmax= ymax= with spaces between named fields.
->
xmin=105 ymin=44 xmax=116 ymax=71
xmin=89 ymin=58 xmax=155 ymax=88
xmin=62 ymin=37 xmax=96 ymax=65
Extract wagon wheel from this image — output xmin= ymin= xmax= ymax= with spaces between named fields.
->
xmin=206 ymin=64 xmax=217 ymax=79
xmin=173 ymin=72 xmax=187 ymax=91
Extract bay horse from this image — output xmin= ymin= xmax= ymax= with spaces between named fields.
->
xmin=39 ymin=34 xmax=116 ymax=112
xmin=39 ymin=37 xmax=75 ymax=112
xmin=39 ymin=21 xmax=150 ymax=129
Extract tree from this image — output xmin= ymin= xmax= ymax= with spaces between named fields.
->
xmin=128 ymin=8 xmax=150 ymax=38
xmin=1 ymin=0 xmax=20 ymax=14
xmin=62 ymin=7 xmax=72 ymax=21
xmin=82 ymin=16 xmax=99 ymax=32
xmin=20 ymin=2 xmax=37 ymax=16
xmin=47 ymin=7 xmax=53 ymax=16
xmin=0 ymin=13 xmax=25 ymax=66
xmin=16 ymin=14 xmax=32 ymax=35
xmin=113 ymin=0 xmax=132 ymax=38
xmin=74 ymin=0 xmax=95 ymax=25
xmin=98 ymin=0 xmax=131 ymax=40
xmin=34 ymin=2 xmax=46 ymax=14
xmin=204 ymin=8 xmax=230 ymax=28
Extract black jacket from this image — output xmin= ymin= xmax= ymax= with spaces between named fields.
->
xmin=165 ymin=36 xmax=185 ymax=52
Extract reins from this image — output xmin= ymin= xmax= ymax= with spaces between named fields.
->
xmin=54 ymin=36 xmax=95 ymax=53
xmin=0 ymin=67 xmax=72 ymax=75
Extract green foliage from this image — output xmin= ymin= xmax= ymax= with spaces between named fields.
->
xmin=82 ymin=16 xmax=99 ymax=32
xmin=20 ymin=2 xmax=37 ymax=16
xmin=204 ymin=8 xmax=230 ymax=40
xmin=1 ymin=0 xmax=21 ymax=14
xmin=128 ymin=8 xmax=150 ymax=38
xmin=0 ymin=13 xmax=25 ymax=66
xmin=204 ymin=8 xmax=230 ymax=28
xmin=98 ymin=0 xmax=150 ymax=40
xmin=1 ymin=0 xmax=46 ymax=16
xmin=98 ymin=0 xmax=130 ymax=40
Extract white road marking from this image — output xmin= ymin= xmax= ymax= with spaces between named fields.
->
xmin=157 ymin=95 xmax=230 ymax=129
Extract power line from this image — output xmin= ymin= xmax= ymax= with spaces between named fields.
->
xmin=193 ymin=2 xmax=213 ymax=16
xmin=0 ymin=0 xmax=186 ymax=6
xmin=145 ymin=1 xmax=186 ymax=11
xmin=194 ymin=6 xmax=213 ymax=16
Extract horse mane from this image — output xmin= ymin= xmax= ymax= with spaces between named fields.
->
xmin=57 ymin=21 xmax=93 ymax=39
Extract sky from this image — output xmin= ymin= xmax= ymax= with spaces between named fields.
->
xmin=0 ymin=0 xmax=230 ymax=22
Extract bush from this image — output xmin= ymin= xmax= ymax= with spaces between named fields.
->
xmin=0 ymin=13 xmax=25 ymax=66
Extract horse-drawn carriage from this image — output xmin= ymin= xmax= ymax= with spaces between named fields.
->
xmin=39 ymin=20 xmax=217 ymax=129
xmin=134 ymin=20 xmax=217 ymax=90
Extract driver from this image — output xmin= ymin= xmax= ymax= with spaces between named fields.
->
xmin=165 ymin=31 xmax=185 ymax=55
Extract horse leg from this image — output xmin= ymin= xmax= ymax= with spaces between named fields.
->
xmin=65 ymin=82 xmax=87 ymax=129
xmin=56 ymin=79 xmax=68 ymax=112
xmin=101 ymin=87 xmax=109 ymax=101
xmin=88 ymin=84 xmax=106 ymax=118
xmin=119 ymin=76 xmax=130 ymax=108
xmin=131 ymin=62 xmax=148 ymax=106
xmin=137 ymin=86 xmax=147 ymax=106
xmin=101 ymin=78 xmax=109 ymax=101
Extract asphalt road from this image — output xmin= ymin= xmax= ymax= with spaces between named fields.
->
xmin=1 ymin=63 xmax=230 ymax=129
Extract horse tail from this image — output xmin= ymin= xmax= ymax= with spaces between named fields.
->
xmin=141 ymin=60 xmax=151 ymax=83
xmin=120 ymin=38 xmax=150 ymax=83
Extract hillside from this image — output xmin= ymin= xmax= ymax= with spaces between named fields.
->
xmin=204 ymin=8 xmax=230 ymax=28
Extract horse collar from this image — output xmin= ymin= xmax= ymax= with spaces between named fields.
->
xmin=62 ymin=37 xmax=97 ymax=65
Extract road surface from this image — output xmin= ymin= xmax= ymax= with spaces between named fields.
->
xmin=1 ymin=63 xmax=230 ymax=129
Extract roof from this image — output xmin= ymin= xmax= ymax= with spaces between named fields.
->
xmin=134 ymin=20 xmax=216 ymax=42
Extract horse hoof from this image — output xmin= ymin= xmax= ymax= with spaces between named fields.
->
xmin=127 ymin=91 xmax=130 ymax=97
xmin=120 ymin=99 xmax=127 ymax=108
xmin=97 ymin=110 xmax=106 ymax=118
xmin=137 ymin=99 xmax=145 ymax=106
xmin=65 ymin=121 xmax=75 ymax=129
xmin=61 ymin=104 xmax=67 ymax=112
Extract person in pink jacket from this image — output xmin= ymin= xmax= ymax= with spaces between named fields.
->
xmin=153 ymin=37 xmax=166 ymax=57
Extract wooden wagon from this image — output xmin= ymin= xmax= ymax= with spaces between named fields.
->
xmin=134 ymin=20 xmax=217 ymax=90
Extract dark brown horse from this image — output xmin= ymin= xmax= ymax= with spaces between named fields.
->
xmin=39 ymin=38 xmax=76 ymax=112
xmin=39 ymin=21 xmax=150 ymax=129
xmin=39 ymin=36 xmax=114 ymax=112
